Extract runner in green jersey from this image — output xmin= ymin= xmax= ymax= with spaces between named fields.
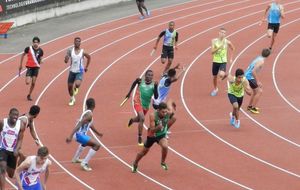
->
xmin=131 ymin=102 xmax=176 ymax=173
xmin=211 ymin=27 xmax=235 ymax=96
xmin=227 ymin=69 xmax=251 ymax=128
xmin=125 ymin=70 xmax=158 ymax=146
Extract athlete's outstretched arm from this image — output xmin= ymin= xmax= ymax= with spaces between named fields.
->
xmin=153 ymin=82 xmax=158 ymax=99
xmin=126 ymin=78 xmax=141 ymax=98
xmin=19 ymin=52 xmax=26 ymax=75
xmin=262 ymin=4 xmax=271 ymax=21
xmin=43 ymin=165 xmax=50 ymax=190
xmin=64 ymin=48 xmax=72 ymax=63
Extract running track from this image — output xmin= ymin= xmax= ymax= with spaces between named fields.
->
xmin=1 ymin=0 xmax=300 ymax=189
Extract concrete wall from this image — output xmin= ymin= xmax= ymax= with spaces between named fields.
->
xmin=2 ymin=0 xmax=131 ymax=27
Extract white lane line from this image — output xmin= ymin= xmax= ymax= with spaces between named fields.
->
xmin=0 ymin=0 xmax=199 ymax=65
xmin=181 ymin=11 xmax=300 ymax=181
xmin=272 ymin=34 xmax=300 ymax=113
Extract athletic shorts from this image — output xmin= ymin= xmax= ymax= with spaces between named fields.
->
xmin=248 ymin=79 xmax=258 ymax=89
xmin=68 ymin=71 xmax=83 ymax=84
xmin=134 ymin=103 xmax=149 ymax=115
xmin=268 ymin=23 xmax=280 ymax=33
xmin=161 ymin=45 xmax=174 ymax=59
xmin=21 ymin=174 xmax=42 ymax=190
xmin=228 ymin=93 xmax=243 ymax=108
xmin=144 ymin=135 xmax=166 ymax=148
xmin=0 ymin=149 xmax=17 ymax=169
xmin=26 ymin=67 xmax=40 ymax=77
xmin=75 ymin=133 xmax=91 ymax=146
xmin=212 ymin=62 xmax=226 ymax=76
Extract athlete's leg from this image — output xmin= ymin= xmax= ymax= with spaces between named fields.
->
xmin=82 ymin=138 xmax=100 ymax=165
xmin=0 ymin=161 xmax=6 ymax=190
xmin=164 ymin=58 xmax=173 ymax=73
xmin=251 ymin=86 xmax=263 ymax=108
xmin=136 ymin=1 xmax=144 ymax=17
xmin=72 ymin=144 xmax=85 ymax=161
xmin=267 ymin=29 xmax=273 ymax=38
xmin=270 ymin=33 xmax=277 ymax=49
xmin=133 ymin=147 xmax=150 ymax=166
xmin=28 ymin=76 xmax=37 ymax=97
xmin=159 ymin=138 xmax=168 ymax=164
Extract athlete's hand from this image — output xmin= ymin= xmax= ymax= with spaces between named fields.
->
xmin=98 ymin=133 xmax=103 ymax=138
xmin=66 ymin=137 xmax=72 ymax=143
xmin=18 ymin=66 xmax=22 ymax=76
xmin=175 ymin=45 xmax=178 ymax=50
xmin=84 ymin=68 xmax=88 ymax=72
xmin=258 ymin=81 xmax=263 ymax=88
xmin=153 ymin=46 xmax=157 ymax=50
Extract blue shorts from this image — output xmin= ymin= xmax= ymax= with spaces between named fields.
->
xmin=75 ymin=133 xmax=91 ymax=146
xmin=21 ymin=177 xmax=42 ymax=190
xmin=68 ymin=71 xmax=83 ymax=84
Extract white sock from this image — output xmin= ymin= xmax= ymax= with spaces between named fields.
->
xmin=82 ymin=149 xmax=97 ymax=164
xmin=73 ymin=145 xmax=85 ymax=160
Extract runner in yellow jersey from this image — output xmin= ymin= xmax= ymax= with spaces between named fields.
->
xmin=227 ymin=69 xmax=252 ymax=128
xmin=211 ymin=28 xmax=235 ymax=96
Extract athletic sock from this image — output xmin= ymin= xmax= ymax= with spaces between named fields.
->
xmin=82 ymin=149 xmax=97 ymax=164
xmin=73 ymin=145 xmax=85 ymax=160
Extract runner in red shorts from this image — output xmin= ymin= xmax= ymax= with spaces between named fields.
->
xmin=125 ymin=70 xmax=158 ymax=146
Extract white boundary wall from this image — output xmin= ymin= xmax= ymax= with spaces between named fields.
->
xmin=3 ymin=0 xmax=131 ymax=27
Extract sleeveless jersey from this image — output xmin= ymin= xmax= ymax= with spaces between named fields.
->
xmin=268 ymin=3 xmax=281 ymax=24
xmin=153 ymin=75 xmax=171 ymax=105
xmin=70 ymin=48 xmax=84 ymax=73
xmin=245 ymin=56 xmax=264 ymax=80
xmin=76 ymin=110 xmax=93 ymax=135
xmin=0 ymin=118 xmax=21 ymax=152
xmin=154 ymin=112 xmax=170 ymax=137
xmin=163 ymin=29 xmax=177 ymax=46
xmin=228 ymin=77 xmax=246 ymax=98
xmin=20 ymin=156 xmax=51 ymax=186
xmin=134 ymin=80 xmax=154 ymax=109
xmin=26 ymin=46 xmax=41 ymax=68
xmin=212 ymin=38 xmax=228 ymax=63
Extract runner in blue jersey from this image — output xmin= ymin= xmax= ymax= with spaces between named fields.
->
xmin=260 ymin=1 xmax=285 ymax=50
xmin=153 ymin=21 xmax=179 ymax=73
xmin=66 ymin=98 xmax=103 ymax=171
xmin=245 ymin=48 xmax=271 ymax=114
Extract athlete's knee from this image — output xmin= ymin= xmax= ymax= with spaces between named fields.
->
xmin=233 ymin=103 xmax=239 ymax=109
xmin=7 ymin=171 xmax=14 ymax=178
xmin=93 ymin=143 xmax=101 ymax=151
xmin=138 ymin=114 xmax=145 ymax=122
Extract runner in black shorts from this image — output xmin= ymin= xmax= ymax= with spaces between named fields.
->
xmin=153 ymin=21 xmax=179 ymax=73
xmin=136 ymin=0 xmax=150 ymax=20
xmin=19 ymin=37 xmax=44 ymax=101
xmin=0 ymin=108 xmax=26 ymax=190
xmin=260 ymin=1 xmax=285 ymax=50
xmin=131 ymin=102 xmax=176 ymax=173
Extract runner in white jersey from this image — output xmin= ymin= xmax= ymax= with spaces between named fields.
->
xmin=15 ymin=146 xmax=51 ymax=190
xmin=66 ymin=98 xmax=103 ymax=171
xmin=0 ymin=108 xmax=26 ymax=190
xmin=64 ymin=37 xmax=91 ymax=106
xmin=153 ymin=64 xmax=185 ymax=112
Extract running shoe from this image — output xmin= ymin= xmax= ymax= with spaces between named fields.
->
xmin=69 ymin=96 xmax=75 ymax=106
xmin=146 ymin=10 xmax=151 ymax=16
xmin=234 ymin=120 xmax=240 ymax=129
xmin=132 ymin=164 xmax=138 ymax=173
xmin=127 ymin=118 xmax=133 ymax=128
xmin=161 ymin=163 xmax=168 ymax=170
xmin=73 ymin=87 xmax=79 ymax=96
xmin=229 ymin=112 xmax=235 ymax=126
xmin=27 ymin=95 xmax=33 ymax=101
xmin=249 ymin=107 xmax=259 ymax=114
xmin=138 ymin=136 xmax=144 ymax=146
xmin=72 ymin=158 xmax=83 ymax=163
xmin=80 ymin=163 xmax=92 ymax=171
xmin=210 ymin=88 xmax=218 ymax=96
xmin=139 ymin=16 xmax=145 ymax=20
